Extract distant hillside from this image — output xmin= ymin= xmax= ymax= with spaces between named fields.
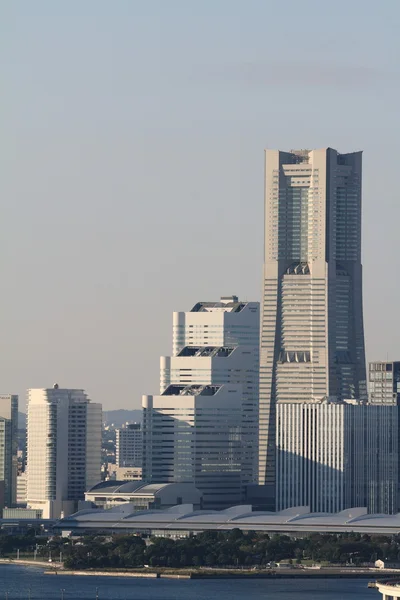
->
xmin=103 ymin=409 xmax=142 ymax=426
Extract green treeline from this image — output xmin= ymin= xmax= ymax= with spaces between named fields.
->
xmin=2 ymin=529 xmax=400 ymax=569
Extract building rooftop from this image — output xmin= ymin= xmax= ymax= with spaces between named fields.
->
xmin=86 ymin=481 xmax=201 ymax=498
xmin=161 ymin=385 xmax=221 ymax=396
xmin=56 ymin=504 xmax=400 ymax=536
xmin=87 ymin=482 xmax=179 ymax=496
xmin=177 ymin=346 xmax=235 ymax=358
xmin=191 ymin=296 xmax=245 ymax=313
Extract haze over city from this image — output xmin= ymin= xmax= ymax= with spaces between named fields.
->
xmin=2 ymin=0 xmax=399 ymax=410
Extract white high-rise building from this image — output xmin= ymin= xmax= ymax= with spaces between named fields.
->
xmin=26 ymin=385 xmax=102 ymax=519
xmin=276 ymin=400 xmax=398 ymax=514
xmin=143 ymin=384 xmax=244 ymax=508
xmin=116 ymin=423 xmax=142 ymax=468
xmin=0 ymin=395 xmax=18 ymax=512
xmin=172 ymin=296 xmax=259 ymax=356
xmin=160 ymin=345 xmax=258 ymax=485
xmin=168 ymin=296 xmax=259 ymax=485
xmin=143 ymin=296 xmax=259 ymax=508
xmin=260 ymin=149 xmax=367 ymax=503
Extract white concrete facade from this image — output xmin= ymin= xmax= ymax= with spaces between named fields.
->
xmin=164 ymin=296 xmax=259 ymax=487
xmin=160 ymin=345 xmax=258 ymax=485
xmin=116 ymin=423 xmax=143 ymax=468
xmin=143 ymin=384 xmax=244 ymax=509
xmin=276 ymin=401 xmax=364 ymax=513
xmin=276 ymin=401 xmax=398 ymax=514
xmin=112 ymin=466 xmax=143 ymax=481
xmin=172 ymin=296 xmax=259 ymax=357
xmin=26 ymin=386 xmax=102 ymax=519
xmin=16 ymin=472 xmax=27 ymax=504
xmin=260 ymin=148 xmax=367 ymax=504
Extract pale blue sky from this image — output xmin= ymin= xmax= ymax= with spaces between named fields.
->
xmin=1 ymin=0 xmax=399 ymax=410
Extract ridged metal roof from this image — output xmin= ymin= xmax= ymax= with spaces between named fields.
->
xmin=56 ymin=504 xmax=400 ymax=535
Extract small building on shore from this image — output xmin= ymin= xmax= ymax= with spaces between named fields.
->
xmin=375 ymin=559 xmax=400 ymax=570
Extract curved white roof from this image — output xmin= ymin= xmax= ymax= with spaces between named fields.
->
xmin=86 ymin=481 xmax=199 ymax=498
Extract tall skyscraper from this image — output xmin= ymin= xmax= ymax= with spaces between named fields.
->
xmin=259 ymin=148 xmax=367 ymax=500
xmin=26 ymin=385 xmax=102 ymax=519
xmin=0 ymin=395 xmax=18 ymax=513
xmin=116 ymin=423 xmax=143 ymax=468
xmin=143 ymin=296 xmax=259 ymax=508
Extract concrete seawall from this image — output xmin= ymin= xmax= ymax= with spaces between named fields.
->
xmin=46 ymin=570 xmax=159 ymax=578
xmin=0 ymin=559 xmax=62 ymax=568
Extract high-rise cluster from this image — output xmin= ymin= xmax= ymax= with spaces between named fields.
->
xmin=2 ymin=146 xmax=398 ymax=526
xmin=140 ymin=147 xmax=399 ymax=516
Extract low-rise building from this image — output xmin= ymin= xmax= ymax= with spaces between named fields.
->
xmin=55 ymin=504 xmax=400 ymax=538
xmin=2 ymin=507 xmax=43 ymax=519
xmin=112 ymin=467 xmax=142 ymax=481
xmin=116 ymin=423 xmax=142 ymax=468
xmin=84 ymin=481 xmax=202 ymax=511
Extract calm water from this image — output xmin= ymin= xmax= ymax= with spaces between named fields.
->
xmin=0 ymin=564 xmax=379 ymax=599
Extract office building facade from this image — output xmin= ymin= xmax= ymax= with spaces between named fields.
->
xmin=26 ymin=385 xmax=102 ymax=518
xmin=0 ymin=395 xmax=18 ymax=512
xmin=160 ymin=344 xmax=258 ymax=485
xmin=172 ymin=296 xmax=259 ymax=356
xmin=143 ymin=384 xmax=244 ymax=509
xmin=167 ymin=296 xmax=259 ymax=485
xmin=259 ymin=148 xmax=367 ymax=501
xmin=365 ymin=404 xmax=398 ymax=514
xmin=369 ymin=361 xmax=400 ymax=405
xmin=116 ymin=423 xmax=143 ymax=468
xmin=369 ymin=361 xmax=400 ymax=510
xmin=276 ymin=400 xmax=398 ymax=514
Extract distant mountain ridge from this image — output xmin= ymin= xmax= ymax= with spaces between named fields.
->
xmin=18 ymin=409 xmax=142 ymax=429
xmin=103 ymin=409 xmax=142 ymax=426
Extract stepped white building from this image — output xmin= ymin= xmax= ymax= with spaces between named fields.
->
xmin=26 ymin=385 xmax=102 ymax=519
xmin=143 ymin=384 xmax=244 ymax=508
xmin=143 ymin=296 xmax=259 ymax=508
xmin=172 ymin=296 xmax=259 ymax=355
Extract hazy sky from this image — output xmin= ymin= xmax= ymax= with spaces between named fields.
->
xmin=1 ymin=1 xmax=399 ymax=411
